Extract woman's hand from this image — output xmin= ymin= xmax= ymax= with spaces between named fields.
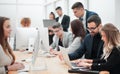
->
xmin=8 ymin=62 xmax=25 ymax=71
xmin=75 ymin=59 xmax=93 ymax=68
xmin=58 ymin=52 xmax=64 ymax=61
xmin=77 ymin=61 xmax=92 ymax=68
xmin=50 ymin=48 xmax=59 ymax=55
xmin=75 ymin=59 xmax=93 ymax=64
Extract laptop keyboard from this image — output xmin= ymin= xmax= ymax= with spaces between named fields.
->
xmin=71 ymin=62 xmax=78 ymax=67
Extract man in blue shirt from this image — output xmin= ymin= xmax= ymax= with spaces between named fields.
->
xmin=72 ymin=2 xmax=98 ymax=34
xmin=69 ymin=15 xmax=103 ymax=60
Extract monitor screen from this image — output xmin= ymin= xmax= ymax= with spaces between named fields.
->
xmin=31 ymin=27 xmax=50 ymax=65
xmin=15 ymin=27 xmax=38 ymax=50
xmin=32 ymin=29 xmax=40 ymax=65
xmin=39 ymin=27 xmax=50 ymax=52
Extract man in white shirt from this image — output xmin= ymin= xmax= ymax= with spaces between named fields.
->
xmin=55 ymin=6 xmax=70 ymax=32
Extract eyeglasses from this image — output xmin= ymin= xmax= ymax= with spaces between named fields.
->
xmin=87 ymin=26 xmax=98 ymax=31
xmin=53 ymin=29 xmax=60 ymax=33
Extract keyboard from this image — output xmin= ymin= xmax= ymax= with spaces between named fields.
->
xmin=71 ymin=62 xmax=78 ymax=67
xmin=68 ymin=68 xmax=99 ymax=74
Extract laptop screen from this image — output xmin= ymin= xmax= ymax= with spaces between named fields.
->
xmin=43 ymin=19 xmax=56 ymax=27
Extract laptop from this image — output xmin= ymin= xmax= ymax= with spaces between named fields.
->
xmin=59 ymin=46 xmax=86 ymax=69
xmin=60 ymin=47 xmax=99 ymax=74
xmin=43 ymin=19 xmax=56 ymax=27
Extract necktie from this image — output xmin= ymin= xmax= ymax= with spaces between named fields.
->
xmin=79 ymin=17 xmax=83 ymax=21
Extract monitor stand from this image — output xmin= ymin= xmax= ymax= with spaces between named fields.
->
xmin=30 ymin=57 xmax=47 ymax=71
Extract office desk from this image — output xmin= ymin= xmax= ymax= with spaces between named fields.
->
xmin=8 ymin=51 xmax=109 ymax=74
xmin=8 ymin=51 xmax=77 ymax=74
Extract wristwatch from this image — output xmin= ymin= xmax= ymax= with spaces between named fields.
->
xmin=4 ymin=66 xmax=8 ymax=73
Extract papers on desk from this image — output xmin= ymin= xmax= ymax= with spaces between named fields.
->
xmin=18 ymin=64 xmax=30 ymax=73
xmin=21 ymin=58 xmax=32 ymax=62
xmin=38 ymin=50 xmax=56 ymax=57
xmin=18 ymin=63 xmax=47 ymax=72
xmin=43 ymin=53 xmax=56 ymax=57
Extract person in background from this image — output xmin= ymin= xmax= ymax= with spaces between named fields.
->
xmin=72 ymin=2 xmax=98 ymax=34
xmin=49 ymin=12 xmax=55 ymax=20
xmin=48 ymin=12 xmax=55 ymax=45
xmin=0 ymin=16 xmax=24 ymax=74
xmin=50 ymin=22 xmax=73 ymax=54
xmin=19 ymin=17 xmax=31 ymax=51
xmin=55 ymin=6 xmax=70 ymax=32
xmin=76 ymin=23 xmax=120 ymax=74
xmin=20 ymin=17 xmax=31 ymax=27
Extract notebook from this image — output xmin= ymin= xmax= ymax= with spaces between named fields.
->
xmin=59 ymin=46 xmax=99 ymax=74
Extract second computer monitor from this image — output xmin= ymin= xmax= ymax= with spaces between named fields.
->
xmin=15 ymin=27 xmax=38 ymax=50
xmin=39 ymin=27 xmax=50 ymax=52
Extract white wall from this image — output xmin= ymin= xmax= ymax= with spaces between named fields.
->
xmin=45 ymin=3 xmax=55 ymax=19
xmin=0 ymin=0 xmax=16 ymax=3
xmin=89 ymin=0 xmax=115 ymax=25
xmin=115 ymin=0 xmax=120 ymax=30
xmin=17 ymin=5 xmax=43 ymax=27
xmin=0 ymin=0 xmax=45 ymax=36
xmin=89 ymin=0 xmax=120 ymax=30
xmin=0 ymin=5 xmax=16 ymax=33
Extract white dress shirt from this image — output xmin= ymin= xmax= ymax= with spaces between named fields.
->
xmin=82 ymin=10 xmax=86 ymax=30
xmin=58 ymin=14 xmax=64 ymax=24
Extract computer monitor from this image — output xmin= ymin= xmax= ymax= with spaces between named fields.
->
xmin=31 ymin=28 xmax=47 ymax=70
xmin=32 ymin=29 xmax=40 ymax=65
xmin=39 ymin=27 xmax=50 ymax=52
xmin=15 ymin=27 xmax=38 ymax=50
xmin=43 ymin=19 xmax=56 ymax=27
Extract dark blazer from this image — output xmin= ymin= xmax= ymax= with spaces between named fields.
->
xmin=92 ymin=47 xmax=120 ymax=74
xmin=81 ymin=9 xmax=98 ymax=33
xmin=69 ymin=33 xmax=104 ymax=60
xmin=56 ymin=15 xmax=70 ymax=32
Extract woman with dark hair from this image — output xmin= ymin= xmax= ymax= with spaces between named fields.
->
xmin=48 ymin=12 xmax=55 ymax=45
xmin=76 ymin=23 xmax=120 ymax=74
xmin=49 ymin=12 xmax=55 ymax=20
xmin=57 ymin=19 xmax=85 ymax=54
xmin=0 ymin=17 xmax=24 ymax=74
xmin=71 ymin=19 xmax=85 ymax=40
xmin=67 ymin=19 xmax=85 ymax=53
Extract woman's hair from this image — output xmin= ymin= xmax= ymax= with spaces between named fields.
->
xmin=101 ymin=23 xmax=120 ymax=59
xmin=0 ymin=17 xmax=15 ymax=64
xmin=20 ymin=17 xmax=31 ymax=27
xmin=71 ymin=19 xmax=86 ymax=40
xmin=50 ymin=12 xmax=55 ymax=19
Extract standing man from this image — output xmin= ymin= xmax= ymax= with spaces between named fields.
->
xmin=72 ymin=2 xmax=98 ymax=33
xmin=55 ymin=6 xmax=70 ymax=32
